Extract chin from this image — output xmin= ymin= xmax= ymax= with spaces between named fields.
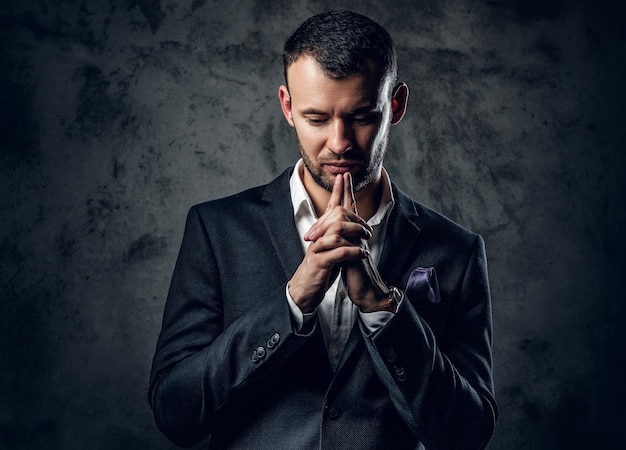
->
xmin=313 ymin=173 xmax=336 ymax=192
xmin=350 ymin=169 xmax=375 ymax=192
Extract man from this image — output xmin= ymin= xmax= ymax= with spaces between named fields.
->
xmin=149 ymin=10 xmax=497 ymax=450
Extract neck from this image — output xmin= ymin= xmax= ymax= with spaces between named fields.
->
xmin=353 ymin=179 xmax=383 ymax=221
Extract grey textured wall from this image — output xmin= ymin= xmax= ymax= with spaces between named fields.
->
xmin=1 ymin=0 xmax=625 ymax=449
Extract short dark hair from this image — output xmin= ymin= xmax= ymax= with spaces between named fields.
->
xmin=283 ymin=10 xmax=397 ymax=87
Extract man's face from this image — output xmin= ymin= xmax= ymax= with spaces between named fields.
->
xmin=279 ymin=56 xmax=395 ymax=193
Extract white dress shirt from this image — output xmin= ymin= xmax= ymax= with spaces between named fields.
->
xmin=286 ymin=160 xmax=396 ymax=370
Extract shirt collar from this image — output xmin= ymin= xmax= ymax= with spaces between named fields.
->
xmin=289 ymin=159 xmax=395 ymax=225
xmin=290 ymin=160 xmax=317 ymax=222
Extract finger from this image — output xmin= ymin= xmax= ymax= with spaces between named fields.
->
xmin=308 ymin=226 xmax=371 ymax=253
xmin=326 ymin=174 xmax=343 ymax=212
xmin=325 ymin=221 xmax=372 ymax=241
xmin=338 ymin=207 xmax=372 ymax=235
xmin=308 ymin=233 xmax=351 ymax=253
xmin=305 ymin=207 xmax=371 ymax=241
xmin=343 ymin=172 xmax=357 ymax=215
xmin=309 ymin=238 xmax=369 ymax=263
xmin=305 ymin=210 xmax=333 ymax=241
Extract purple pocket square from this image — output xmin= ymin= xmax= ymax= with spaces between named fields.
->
xmin=405 ymin=267 xmax=441 ymax=304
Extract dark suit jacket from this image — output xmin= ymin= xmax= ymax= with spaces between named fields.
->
xmin=149 ymin=168 xmax=497 ymax=449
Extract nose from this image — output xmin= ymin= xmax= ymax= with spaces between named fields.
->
xmin=327 ymin=120 xmax=352 ymax=155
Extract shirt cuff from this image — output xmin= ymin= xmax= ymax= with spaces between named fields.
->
xmin=285 ymin=284 xmax=317 ymax=334
xmin=358 ymin=310 xmax=395 ymax=336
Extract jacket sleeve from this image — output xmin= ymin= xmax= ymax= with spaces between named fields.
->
xmin=148 ymin=206 xmax=310 ymax=447
xmin=363 ymin=234 xmax=497 ymax=450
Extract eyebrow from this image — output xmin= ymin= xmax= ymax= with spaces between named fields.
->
xmin=300 ymin=108 xmax=327 ymax=115
xmin=299 ymin=104 xmax=378 ymax=116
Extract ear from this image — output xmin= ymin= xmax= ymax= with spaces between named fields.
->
xmin=390 ymin=82 xmax=409 ymax=125
xmin=278 ymin=85 xmax=295 ymax=127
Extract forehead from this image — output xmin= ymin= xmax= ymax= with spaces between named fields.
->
xmin=286 ymin=56 xmax=387 ymax=107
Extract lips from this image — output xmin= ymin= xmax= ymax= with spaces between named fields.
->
xmin=323 ymin=161 xmax=360 ymax=174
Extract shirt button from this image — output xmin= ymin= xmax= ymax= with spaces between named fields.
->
xmin=338 ymin=290 xmax=346 ymax=300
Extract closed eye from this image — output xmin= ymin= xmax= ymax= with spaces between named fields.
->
xmin=305 ymin=116 xmax=329 ymax=126
xmin=351 ymin=113 xmax=379 ymax=125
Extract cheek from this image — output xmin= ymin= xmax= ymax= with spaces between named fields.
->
xmin=294 ymin=124 xmax=325 ymax=150
xmin=356 ymin=126 xmax=382 ymax=151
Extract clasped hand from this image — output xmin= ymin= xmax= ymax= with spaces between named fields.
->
xmin=288 ymin=173 xmax=390 ymax=313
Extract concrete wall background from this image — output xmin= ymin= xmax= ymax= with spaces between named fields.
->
xmin=1 ymin=0 xmax=624 ymax=449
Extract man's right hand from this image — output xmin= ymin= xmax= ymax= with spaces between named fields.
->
xmin=287 ymin=174 xmax=372 ymax=313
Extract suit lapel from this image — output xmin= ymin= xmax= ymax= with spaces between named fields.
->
xmin=335 ymin=320 xmax=363 ymax=372
xmin=259 ymin=168 xmax=305 ymax=280
xmin=377 ymin=183 xmax=422 ymax=287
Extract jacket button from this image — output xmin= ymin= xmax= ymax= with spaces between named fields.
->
xmin=267 ymin=333 xmax=280 ymax=348
xmin=251 ymin=346 xmax=266 ymax=363
xmin=395 ymin=366 xmax=408 ymax=381
xmin=325 ymin=406 xmax=341 ymax=420
xmin=383 ymin=347 xmax=397 ymax=363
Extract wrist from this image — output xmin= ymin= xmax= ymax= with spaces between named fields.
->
xmin=287 ymin=282 xmax=318 ymax=314
xmin=360 ymin=287 xmax=401 ymax=314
